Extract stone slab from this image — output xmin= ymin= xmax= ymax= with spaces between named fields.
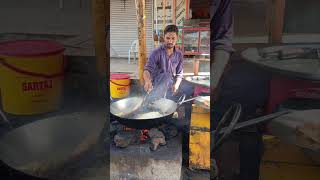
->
xmin=110 ymin=135 xmax=182 ymax=180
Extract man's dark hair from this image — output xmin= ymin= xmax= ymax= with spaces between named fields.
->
xmin=164 ymin=24 xmax=179 ymax=35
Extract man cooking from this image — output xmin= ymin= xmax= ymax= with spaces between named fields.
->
xmin=143 ymin=24 xmax=194 ymax=120
xmin=211 ymin=0 xmax=270 ymax=179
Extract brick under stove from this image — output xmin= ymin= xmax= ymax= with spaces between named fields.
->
xmin=110 ymin=119 xmax=183 ymax=180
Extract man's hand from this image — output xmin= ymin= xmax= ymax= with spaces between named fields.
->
xmin=211 ymin=50 xmax=231 ymax=101
xmin=143 ymin=70 xmax=153 ymax=93
xmin=172 ymin=83 xmax=179 ymax=95
xmin=172 ymin=77 xmax=182 ymax=95
xmin=144 ymin=80 xmax=153 ymax=93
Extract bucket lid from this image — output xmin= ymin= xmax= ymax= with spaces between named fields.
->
xmin=110 ymin=73 xmax=130 ymax=80
xmin=0 ymin=40 xmax=65 ymax=57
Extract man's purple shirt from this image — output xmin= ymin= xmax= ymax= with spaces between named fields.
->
xmin=210 ymin=0 xmax=234 ymax=53
xmin=144 ymin=44 xmax=183 ymax=83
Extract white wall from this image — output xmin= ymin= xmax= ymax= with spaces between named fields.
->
xmin=0 ymin=0 xmax=92 ymax=35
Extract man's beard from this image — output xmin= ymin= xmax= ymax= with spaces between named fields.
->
xmin=166 ymin=43 xmax=174 ymax=49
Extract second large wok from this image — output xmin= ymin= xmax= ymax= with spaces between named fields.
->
xmin=0 ymin=109 xmax=105 ymax=178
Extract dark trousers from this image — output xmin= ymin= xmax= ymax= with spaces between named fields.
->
xmin=211 ymin=61 xmax=270 ymax=180
xmin=211 ymin=62 xmax=270 ymax=128
xmin=166 ymin=80 xmax=195 ymax=121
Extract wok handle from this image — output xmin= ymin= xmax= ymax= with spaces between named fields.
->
xmin=177 ymin=94 xmax=186 ymax=105
xmin=179 ymin=96 xmax=200 ymax=105
xmin=178 ymin=94 xmax=204 ymax=106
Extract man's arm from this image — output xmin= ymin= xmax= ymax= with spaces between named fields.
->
xmin=210 ymin=0 xmax=233 ymax=89
xmin=211 ymin=0 xmax=233 ymax=53
xmin=173 ymin=54 xmax=184 ymax=94
xmin=143 ymin=70 xmax=152 ymax=83
xmin=143 ymin=52 xmax=157 ymax=92
xmin=211 ymin=50 xmax=230 ymax=88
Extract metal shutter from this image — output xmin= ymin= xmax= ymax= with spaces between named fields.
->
xmin=110 ymin=0 xmax=153 ymax=58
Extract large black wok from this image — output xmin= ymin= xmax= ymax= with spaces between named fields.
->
xmin=110 ymin=95 xmax=199 ymax=129
xmin=0 ymin=109 xmax=105 ymax=178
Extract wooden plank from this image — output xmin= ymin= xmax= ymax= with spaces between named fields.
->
xmin=173 ymin=0 xmax=176 ymax=24
xmin=268 ymin=0 xmax=286 ymax=43
xmin=186 ymin=0 xmax=189 ymax=20
xmin=193 ymin=59 xmax=200 ymax=75
xmin=189 ymin=105 xmax=210 ymax=170
xmin=106 ymin=0 xmax=110 ymax=77
xmin=91 ymin=0 xmax=108 ymax=78
xmin=163 ymin=0 xmax=167 ymax=29
xmin=135 ymin=0 xmax=147 ymax=85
